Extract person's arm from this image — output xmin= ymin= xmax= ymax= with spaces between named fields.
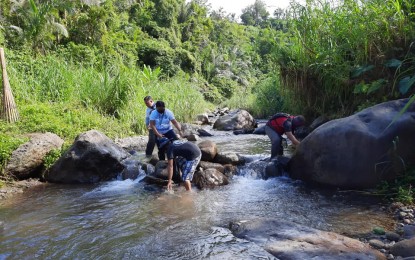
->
xmin=285 ymin=131 xmax=301 ymax=146
xmin=167 ymin=158 xmax=174 ymax=190
xmin=171 ymin=119 xmax=182 ymax=135
xmin=150 ymin=120 xmax=163 ymax=138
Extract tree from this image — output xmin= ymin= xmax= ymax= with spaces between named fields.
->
xmin=5 ymin=0 xmax=70 ymax=52
xmin=240 ymin=0 xmax=269 ymax=27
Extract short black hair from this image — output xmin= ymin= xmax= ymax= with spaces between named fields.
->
xmin=155 ymin=101 xmax=165 ymax=108
xmin=292 ymin=115 xmax=305 ymax=126
xmin=143 ymin=95 xmax=152 ymax=101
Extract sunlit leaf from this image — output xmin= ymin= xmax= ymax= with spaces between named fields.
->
xmin=353 ymin=82 xmax=367 ymax=94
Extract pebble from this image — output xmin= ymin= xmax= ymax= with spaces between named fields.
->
xmin=369 ymin=239 xmax=386 ymax=249
xmin=399 ymin=212 xmax=408 ymax=219
xmin=386 ymin=232 xmax=401 ymax=242
xmin=403 ymin=225 xmax=415 ymax=239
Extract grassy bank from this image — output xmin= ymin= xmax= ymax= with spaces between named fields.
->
xmin=0 ymin=50 xmax=213 ymax=172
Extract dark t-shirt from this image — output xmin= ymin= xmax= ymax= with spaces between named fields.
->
xmin=167 ymin=140 xmax=201 ymax=160
xmin=282 ymin=118 xmax=293 ymax=132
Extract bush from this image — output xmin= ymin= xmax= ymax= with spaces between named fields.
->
xmin=0 ymin=133 xmax=28 ymax=173
xmin=210 ymin=76 xmax=239 ymax=99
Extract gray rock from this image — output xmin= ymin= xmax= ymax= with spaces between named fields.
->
xmin=199 ymin=161 xmax=225 ymax=173
xmin=114 ymin=136 xmax=147 ymax=152
xmin=229 ymin=218 xmax=385 ymax=259
xmin=213 ymin=109 xmax=256 ymax=131
xmin=197 ymin=129 xmax=213 ymax=137
xmin=198 ymin=140 xmax=217 ymax=162
xmin=45 ymin=130 xmax=129 ymax=183
xmin=223 ymin=164 xmax=237 ymax=179
xmin=403 ymin=225 xmax=415 ymax=239
xmin=186 ymin=134 xmax=201 ymax=141
xmin=213 ymin=152 xmax=244 ymax=165
xmin=196 ymin=113 xmax=209 ymax=124
xmin=290 ymin=98 xmax=415 ymax=188
xmin=193 ymin=169 xmax=229 ymax=189
xmin=386 ymin=231 xmax=401 ymax=242
xmin=5 ymin=132 xmax=64 ymax=180
xmin=180 ymin=123 xmax=201 ymax=138
xmin=120 ymin=157 xmax=143 ymax=180
xmin=390 ymin=238 xmax=415 ymax=257
xmin=369 ymin=239 xmax=387 ymax=249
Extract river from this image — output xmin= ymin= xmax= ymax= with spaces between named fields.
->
xmin=0 ymin=131 xmax=395 ymax=259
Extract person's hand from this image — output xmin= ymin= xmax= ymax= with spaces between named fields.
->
xmin=167 ymin=180 xmax=173 ymax=191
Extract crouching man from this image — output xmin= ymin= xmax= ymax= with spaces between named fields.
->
xmin=166 ymin=140 xmax=201 ymax=191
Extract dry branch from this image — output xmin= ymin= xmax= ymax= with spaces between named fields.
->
xmin=0 ymin=47 xmax=19 ymax=123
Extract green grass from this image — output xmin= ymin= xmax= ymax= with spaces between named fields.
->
xmin=275 ymin=0 xmax=415 ymax=117
xmin=0 ymin=49 xmax=213 ymax=175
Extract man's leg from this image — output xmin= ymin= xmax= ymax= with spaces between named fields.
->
xmin=265 ymin=125 xmax=282 ymax=158
xmin=145 ymin=129 xmax=156 ymax=156
xmin=183 ymin=180 xmax=192 ymax=191
xmin=180 ymin=155 xmax=200 ymax=192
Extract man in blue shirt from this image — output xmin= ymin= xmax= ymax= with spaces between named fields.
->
xmin=149 ymin=100 xmax=182 ymax=160
xmin=165 ymin=140 xmax=201 ymax=191
xmin=144 ymin=96 xmax=156 ymax=157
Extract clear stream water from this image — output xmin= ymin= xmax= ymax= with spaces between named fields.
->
xmin=0 ymin=132 xmax=395 ymax=259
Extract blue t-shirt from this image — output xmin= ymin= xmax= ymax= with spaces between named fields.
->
xmin=149 ymin=108 xmax=175 ymax=134
xmin=145 ymin=105 xmax=156 ymax=126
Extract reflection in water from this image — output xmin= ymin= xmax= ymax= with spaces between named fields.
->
xmin=0 ymin=133 xmax=394 ymax=259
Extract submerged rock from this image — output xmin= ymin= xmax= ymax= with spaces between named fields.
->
xmin=229 ymin=218 xmax=385 ymax=259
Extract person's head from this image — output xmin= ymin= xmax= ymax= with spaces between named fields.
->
xmin=144 ymin=96 xmax=154 ymax=108
xmin=292 ymin=115 xmax=305 ymax=127
xmin=155 ymin=101 xmax=165 ymax=113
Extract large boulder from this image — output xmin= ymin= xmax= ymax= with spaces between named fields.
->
xmin=213 ymin=109 xmax=256 ymax=131
xmin=229 ymin=218 xmax=385 ymax=259
xmin=289 ymin=98 xmax=415 ymax=189
xmin=44 ymin=130 xmax=130 ymax=183
xmin=5 ymin=133 xmax=64 ymax=180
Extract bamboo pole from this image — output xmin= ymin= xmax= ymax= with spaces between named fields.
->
xmin=0 ymin=47 xmax=19 ymax=123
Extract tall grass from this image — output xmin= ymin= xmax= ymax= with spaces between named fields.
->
xmin=3 ymin=49 xmax=211 ymax=138
xmin=276 ymin=0 xmax=415 ymax=116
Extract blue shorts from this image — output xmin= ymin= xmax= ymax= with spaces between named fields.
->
xmin=176 ymin=155 xmax=201 ymax=182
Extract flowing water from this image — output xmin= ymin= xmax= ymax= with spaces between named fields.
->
xmin=0 ymin=131 xmax=395 ymax=259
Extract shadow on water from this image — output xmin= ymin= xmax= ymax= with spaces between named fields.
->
xmin=0 ymin=132 xmax=395 ymax=259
